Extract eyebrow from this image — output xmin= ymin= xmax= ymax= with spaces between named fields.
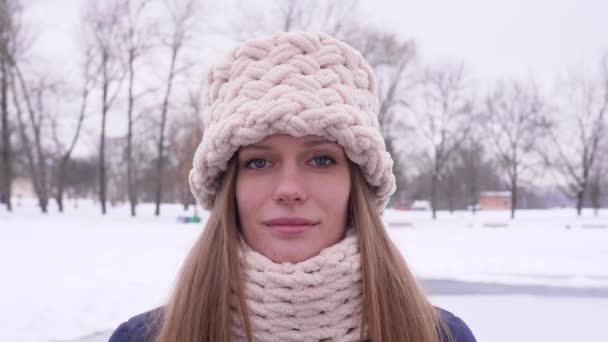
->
xmin=240 ymin=139 xmax=336 ymax=151
xmin=303 ymin=139 xmax=336 ymax=147
xmin=240 ymin=145 xmax=272 ymax=151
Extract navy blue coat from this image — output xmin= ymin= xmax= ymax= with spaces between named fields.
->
xmin=109 ymin=306 xmax=476 ymax=341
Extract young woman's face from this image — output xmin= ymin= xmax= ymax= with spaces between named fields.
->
xmin=236 ymin=134 xmax=351 ymax=263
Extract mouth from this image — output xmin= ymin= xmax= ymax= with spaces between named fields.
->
xmin=263 ymin=217 xmax=319 ymax=235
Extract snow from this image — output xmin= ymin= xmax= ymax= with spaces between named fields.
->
xmin=1 ymin=200 xmax=607 ymax=342
xmin=382 ymin=209 xmax=608 ymax=288
xmin=431 ymin=295 xmax=608 ymax=341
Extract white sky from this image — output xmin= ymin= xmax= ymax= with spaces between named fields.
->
xmin=19 ymin=0 xmax=608 ymax=159
xmin=362 ymin=0 xmax=608 ymax=83
xmin=26 ymin=0 xmax=608 ymax=85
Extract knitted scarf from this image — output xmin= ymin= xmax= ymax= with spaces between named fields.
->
xmin=231 ymin=230 xmax=364 ymax=342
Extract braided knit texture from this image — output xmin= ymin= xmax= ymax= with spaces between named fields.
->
xmin=232 ymin=230 xmax=364 ymax=342
xmin=189 ymin=31 xmax=396 ymax=211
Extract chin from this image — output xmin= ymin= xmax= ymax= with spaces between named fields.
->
xmin=268 ymin=242 xmax=320 ymax=264
xmin=276 ymin=253 xmax=314 ymax=264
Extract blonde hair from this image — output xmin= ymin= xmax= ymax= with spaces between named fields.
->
xmin=153 ymin=159 xmax=451 ymax=342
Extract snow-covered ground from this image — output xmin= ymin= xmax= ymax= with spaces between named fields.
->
xmin=383 ymin=209 xmax=608 ymax=288
xmin=2 ymin=199 xmax=607 ymax=342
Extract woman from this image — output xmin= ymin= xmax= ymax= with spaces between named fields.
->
xmin=110 ymin=31 xmax=476 ymax=342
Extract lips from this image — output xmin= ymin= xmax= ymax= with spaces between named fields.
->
xmin=263 ymin=217 xmax=318 ymax=226
xmin=263 ymin=217 xmax=319 ymax=235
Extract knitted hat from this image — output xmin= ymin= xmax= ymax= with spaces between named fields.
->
xmin=189 ymin=31 xmax=396 ymax=212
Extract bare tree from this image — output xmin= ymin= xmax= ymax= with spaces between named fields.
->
xmin=458 ymin=136 xmax=485 ymax=215
xmin=116 ymin=0 xmax=155 ymax=217
xmin=50 ymin=51 xmax=93 ymax=212
xmin=589 ymin=149 xmax=606 ymax=216
xmin=408 ymin=63 xmax=473 ymax=219
xmin=273 ymin=0 xmax=358 ymax=37
xmin=442 ymin=158 xmax=459 ymax=213
xmin=61 ymin=156 xmax=97 ymax=205
xmin=83 ymin=1 xmax=125 ymax=214
xmin=0 ymin=0 xmax=24 ymax=211
xmin=231 ymin=0 xmax=359 ymax=39
xmin=546 ymin=58 xmax=608 ymax=216
xmin=2 ymin=1 xmax=50 ymax=214
xmin=10 ymin=68 xmax=56 ymax=213
xmin=172 ymin=85 xmax=204 ymax=211
xmin=154 ymin=0 xmax=197 ymax=216
xmin=589 ymin=85 xmax=608 ymax=216
xmin=483 ymin=80 xmax=549 ymax=219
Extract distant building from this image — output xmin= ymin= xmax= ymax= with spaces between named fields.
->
xmin=392 ymin=198 xmax=411 ymax=210
xmin=391 ymin=199 xmax=432 ymax=211
xmin=479 ymin=191 xmax=511 ymax=210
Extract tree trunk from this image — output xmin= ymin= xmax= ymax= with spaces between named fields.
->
xmin=576 ymin=149 xmax=593 ymax=216
xmin=590 ymin=172 xmax=601 ymax=217
xmin=56 ymin=73 xmax=88 ymax=214
xmin=99 ymin=110 xmax=107 ymax=215
xmin=510 ymin=167 xmax=517 ymax=219
xmin=447 ymin=171 xmax=455 ymax=214
xmin=155 ymin=47 xmax=178 ymax=216
xmin=55 ymin=156 xmax=68 ymax=212
xmin=431 ymin=171 xmax=438 ymax=220
xmin=127 ymin=51 xmax=136 ymax=217
xmin=510 ymin=184 xmax=516 ymax=220
xmin=11 ymin=77 xmax=42 ymax=212
xmin=99 ymin=53 xmax=109 ymax=215
xmin=13 ymin=65 xmax=48 ymax=213
xmin=469 ymin=167 xmax=477 ymax=215
xmin=0 ymin=55 xmax=11 ymax=211
xmin=591 ymin=189 xmax=599 ymax=216
xmin=32 ymin=90 xmax=48 ymax=213
xmin=576 ymin=189 xmax=584 ymax=216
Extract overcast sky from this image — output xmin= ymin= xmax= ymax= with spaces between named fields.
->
xmin=26 ymin=0 xmax=608 ymax=86
xmin=363 ymin=0 xmax=608 ymax=83
xmin=14 ymin=0 xmax=607 ymax=163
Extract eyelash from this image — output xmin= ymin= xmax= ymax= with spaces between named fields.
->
xmin=244 ymin=155 xmax=337 ymax=169
xmin=246 ymin=159 xmax=270 ymax=169
xmin=310 ymin=155 xmax=336 ymax=167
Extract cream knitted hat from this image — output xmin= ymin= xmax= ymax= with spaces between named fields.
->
xmin=189 ymin=31 xmax=396 ymax=211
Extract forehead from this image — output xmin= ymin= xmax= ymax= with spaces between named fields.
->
xmin=239 ymin=135 xmax=340 ymax=151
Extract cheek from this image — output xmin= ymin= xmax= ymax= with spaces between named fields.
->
xmin=312 ymin=173 xmax=351 ymax=212
xmin=236 ymin=176 xmax=265 ymax=221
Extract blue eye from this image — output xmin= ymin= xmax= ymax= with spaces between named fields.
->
xmin=311 ymin=156 xmax=335 ymax=167
xmin=246 ymin=159 xmax=269 ymax=169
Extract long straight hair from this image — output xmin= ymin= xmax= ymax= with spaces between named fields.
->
xmin=153 ymin=159 xmax=451 ymax=342
xmin=153 ymin=158 xmax=252 ymax=341
xmin=348 ymin=162 xmax=449 ymax=341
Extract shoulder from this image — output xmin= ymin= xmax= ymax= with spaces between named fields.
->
xmin=109 ymin=307 xmax=164 ymax=342
xmin=435 ymin=306 xmax=477 ymax=342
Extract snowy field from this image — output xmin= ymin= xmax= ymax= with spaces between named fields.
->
xmin=2 ymin=199 xmax=607 ymax=342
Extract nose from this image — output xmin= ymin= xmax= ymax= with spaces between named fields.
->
xmin=272 ymin=165 xmax=307 ymax=205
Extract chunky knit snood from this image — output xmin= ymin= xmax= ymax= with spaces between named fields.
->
xmin=232 ymin=230 xmax=365 ymax=342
